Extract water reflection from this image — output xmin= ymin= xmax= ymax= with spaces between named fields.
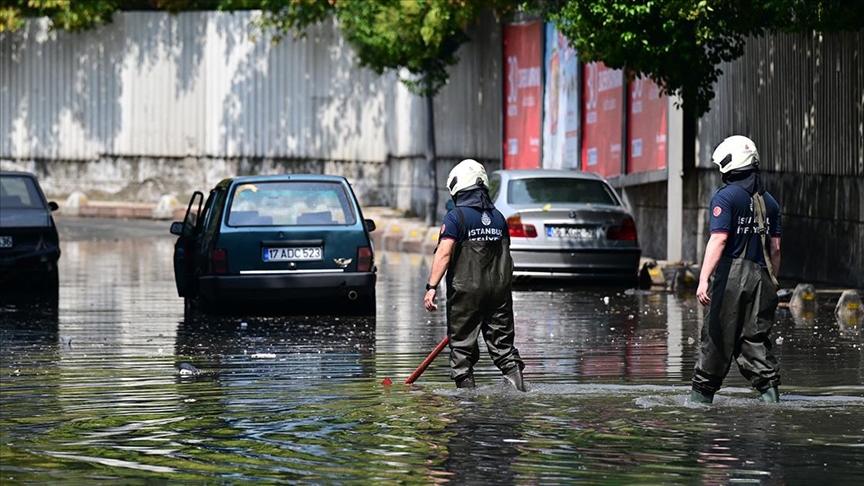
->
xmin=1 ymin=231 xmax=862 ymax=483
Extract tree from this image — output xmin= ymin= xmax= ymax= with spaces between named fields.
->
xmin=544 ymin=0 xmax=864 ymax=117
xmin=0 ymin=1 xmax=119 ymax=32
xmin=256 ymin=0 xmax=518 ymax=225
xmin=0 ymin=1 xmax=236 ymax=33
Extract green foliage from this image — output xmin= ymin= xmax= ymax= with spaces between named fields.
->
xmin=0 ymin=1 xmax=246 ymax=32
xmin=337 ymin=0 xmax=471 ymax=96
xmin=548 ymin=0 xmax=758 ymax=116
xmin=545 ymin=0 xmax=864 ymax=116
xmin=257 ymin=0 xmax=520 ymax=97
xmin=0 ymin=1 xmax=119 ymax=32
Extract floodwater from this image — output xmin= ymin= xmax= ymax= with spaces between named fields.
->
xmin=1 ymin=221 xmax=863 ymax=484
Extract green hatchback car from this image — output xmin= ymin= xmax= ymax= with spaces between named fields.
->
xmin=170 ymin=175 xmax=377 ymax=315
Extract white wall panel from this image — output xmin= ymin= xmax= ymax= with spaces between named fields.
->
xmin=1 ymin=11 xmax=432 ymax=163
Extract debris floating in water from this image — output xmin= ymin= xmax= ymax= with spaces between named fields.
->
xmin=178 ymin=362 xmax=201 ymax=375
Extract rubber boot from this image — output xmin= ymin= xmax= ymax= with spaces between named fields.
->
xmin=690 ymin=390 xmax=714 ymax=404
xmin=759 ymin=386 xmax=779 ymax=403
xmin=504 ymin=368 xmax=526 ymax=392
xmin=455 ymin=375 xmax=475 ymax=389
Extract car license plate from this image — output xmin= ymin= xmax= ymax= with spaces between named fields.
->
xmin=263 ymin=247 xmax=322 ymax=262
xmin=0 ymin=236 xmax=11 ymax=248
xmin=546 ymin=226 xmax=596 ymax=239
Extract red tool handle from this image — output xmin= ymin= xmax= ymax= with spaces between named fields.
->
xmin=404 ymin=336 xmax=450 ymax=384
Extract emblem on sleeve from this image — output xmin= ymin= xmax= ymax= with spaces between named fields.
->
xmin=440 ymin=223 xmax=446 ymax=234
xmin=713 ymin=206 xmax=722 ymax=217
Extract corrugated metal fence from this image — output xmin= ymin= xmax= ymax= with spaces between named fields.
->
xmin=697 ymin=31 xmax=863 ymax=177
xmin=0 ymin=11 xmax=501 ymax=163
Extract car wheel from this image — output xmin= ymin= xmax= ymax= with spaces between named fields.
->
xmin=29 ymin=266 xmax=59 ymax=295
xmin=183 ymin=295 xmax=200 ymax=318
xmin=47 ymin=266 xmax=59 ymax=291
xmin=352 ymin=290 xmax=376 ymax=316
xmin=183 ymin=295 xmax=197 ymax=312
xmin=199 ymin=296 xmax=224 ymax=316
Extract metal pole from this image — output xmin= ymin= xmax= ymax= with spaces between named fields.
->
xmin=666 ymin=95 xmax=684 ymax=262
xmin=404 ymin=336 xmax=450 ymax=384
xmin=426 ymin=92 xmax=438 ymax=226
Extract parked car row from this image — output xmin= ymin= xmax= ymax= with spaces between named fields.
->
xmin=0 ymin=171 xmax=61 ymax=296
xmin=1 ymin=168 xmax=642 ymax=315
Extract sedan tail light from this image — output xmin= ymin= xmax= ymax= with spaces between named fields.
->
xmin=210 ymin=248 xmax=228 ymax=274
xmin=607 ymin=217 xmax=638 ymax=241
xmin=507 ymin=215 xmax=537 ymax=238
xmin=357 ymin=246 xmax=373 ymax=272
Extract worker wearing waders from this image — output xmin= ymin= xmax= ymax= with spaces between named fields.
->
xmin=692 ymin=135 xmax=783 ymax=404
xmin=423 ymin=159 xmax=526 ymax=391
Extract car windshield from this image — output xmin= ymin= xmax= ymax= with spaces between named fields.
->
xmin=508 ymin=178 xmax=619 ymax=206
xmin=0 ymin=176 xmax=44 ymax=209
xmin=226 ymin=181 xmax=356 ymax=226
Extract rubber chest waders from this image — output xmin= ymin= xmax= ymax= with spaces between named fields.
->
xmin=444 ymin=208 xmax=524 ymax=381
xmin=692 ymin=193 xmax=781 ymax=397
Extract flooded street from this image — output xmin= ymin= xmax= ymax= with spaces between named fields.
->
xmin=1 ymin=218 xmax=863 ymax=484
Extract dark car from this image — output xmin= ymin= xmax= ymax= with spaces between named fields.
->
xmin=488 ymin=169 xmax=641 ymax=284
xmin=0 ymin=171 xmax=61 ymax=292
xmin=171 ymin=174 xmax=377 ymax=315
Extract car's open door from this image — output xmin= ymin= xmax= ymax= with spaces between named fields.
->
xmin=171 ymin=191 xmax=204 ymax=297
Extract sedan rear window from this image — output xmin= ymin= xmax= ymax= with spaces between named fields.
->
xmin=508 ymin=178 xmax=619 ymax=206
xmin=0 ymin=176 xmax=43 ymax=209
xmin=226 ymin=181 xmax=357 ymax=226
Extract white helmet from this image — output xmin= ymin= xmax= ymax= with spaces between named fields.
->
xmin=447 ymin=159 xmax=489 ymax=196
xmin=712 ymin=135 xmax=760 ymax=173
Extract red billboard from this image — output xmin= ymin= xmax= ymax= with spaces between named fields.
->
xmin=503 ymin=22 xmax=543 ymax=169
xmin=627 ymin=76 xmax=668 ymax=173
xmin=582 ymin=62 xmax=623 ymax=177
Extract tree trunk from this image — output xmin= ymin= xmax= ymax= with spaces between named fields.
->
xmin=425 ymin=92 xmax=438 ymax=226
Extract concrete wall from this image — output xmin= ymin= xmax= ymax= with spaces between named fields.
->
xmin=384 ymin=156 xmax=503 ymax=221
xmin=768 ymin=173 xmax=863 ymax=287
xmin=622 ymin=182 xmax=668 ymax=261
xmin=0 ymin=156 xmax=389 ymax=206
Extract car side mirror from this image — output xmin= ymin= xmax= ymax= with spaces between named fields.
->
xmin=48 ymin=201 xmax=59 ymax=212
xmin=364 ymin=219 xmax=376 ymax=233
xmin=170 ymin=221 xmax=184 ymax=236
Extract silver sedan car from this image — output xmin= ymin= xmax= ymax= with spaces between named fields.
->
xmin=488 ymin=169 xmax=641 ymax=283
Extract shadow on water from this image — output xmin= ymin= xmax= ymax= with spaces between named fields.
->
xmin=184 ymin=298 xmax=377 ymax=323
xmin=174 ymin=314 xmax=377 ymax=383
xmin=0 ymin=289 xmax=59 ymax=320
xmin=176 ymin=314 xmax=376 ymax=355
xmin=0 ymin=294 xmax=60 ymax=349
